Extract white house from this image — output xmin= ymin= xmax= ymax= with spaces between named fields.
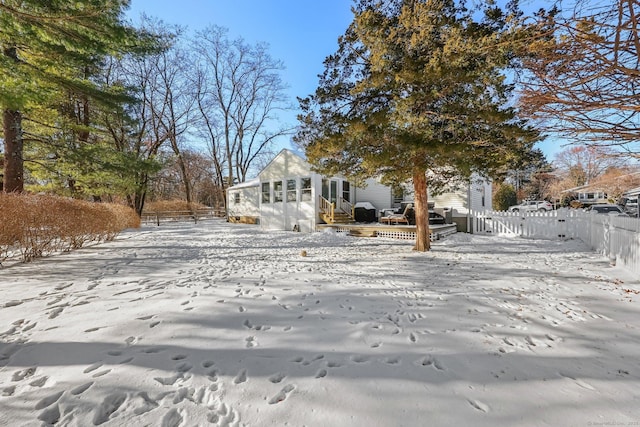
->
xmin=226 ymin=149 xmax=490 ymax=232
xmin=226 ymin=178 xmax=260 ymax=224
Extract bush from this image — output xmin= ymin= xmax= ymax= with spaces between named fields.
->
xmin=493 ymin=184 xmax=517 ymax=211
xmin=0 ymin=193 xmax=140 ymax=262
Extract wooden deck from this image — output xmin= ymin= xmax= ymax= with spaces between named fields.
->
xmin=316 ymin=223 xmax=457 ymax=241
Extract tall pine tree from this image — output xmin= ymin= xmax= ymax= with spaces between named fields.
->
xmin=0 ymin=0 xmax=151 ymax=193
xmin=296 ymin=0 xmax=540 ymax=251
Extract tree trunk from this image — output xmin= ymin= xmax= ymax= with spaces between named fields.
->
xmin=413 ymin=167 xmax=431 ymax=251
xmin=176 ymin=152 xmax=193 ymax=206
xmin=3 ymin=109 xmax=24 ymax=193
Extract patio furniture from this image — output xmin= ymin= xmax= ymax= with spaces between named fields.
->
xmin=380 ymin=203 xmax=413 ymax=225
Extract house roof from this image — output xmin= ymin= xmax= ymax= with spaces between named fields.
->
xmin=624 ymin=186 xmax=640 ymax=197
xmin=258 ymin=148 xmax=309 ymax=176
xmin=227 ymin=177 xmax=260 ymax=190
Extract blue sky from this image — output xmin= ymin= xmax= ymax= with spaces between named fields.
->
xmin=126 ymin=0 xmax=563 ymax=161
xmin=126 ymin=0 xmax=354 ymax=154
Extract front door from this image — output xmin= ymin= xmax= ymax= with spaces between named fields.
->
xmin=322 ymin=179 xmax=338 ymax=204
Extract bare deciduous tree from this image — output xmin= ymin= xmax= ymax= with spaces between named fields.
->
xmin=191 ymin=26 xmax=292 ymax=202
xmin=520 ymin=0 xmax=640 ymax=158
xmin=553 ymin=145 xmax=626 ymax=184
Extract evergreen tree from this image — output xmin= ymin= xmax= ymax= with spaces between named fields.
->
xmin=296 ymin=0 xmax=540 ymax=251
xmin=493 ymin=183 xmax=517 ymax=211
xmin=0 ymin=0 xmax=152 ymax=193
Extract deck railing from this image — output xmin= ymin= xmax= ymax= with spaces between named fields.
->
xmin=339 ymin=197 xmax=354 ymax=217
xmin=320 ymin=196 xmax=355 ymax=223
xmin=319 ymin=196 xmax=335 ymax=222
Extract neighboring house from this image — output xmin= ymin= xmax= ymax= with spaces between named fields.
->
xmin=226 ymin=149 xmax=490 ymax=233
xmin=576 ymin=190 xmax=608 ymax=205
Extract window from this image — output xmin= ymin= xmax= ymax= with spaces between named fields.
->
xmin=261 ymin=182 xmax=270 ymax=204
xmin=342 ymin=181 xmax=350 ymax=202
xmin=234 ymin=192 xmax=240 ymax=204
xmin=287 ymin=179 xmax=297 ymax=202
xmin=301 ymin=178 xmax=312 ymax=201
xmin=274 ymin=181 xmax=283 ymax=202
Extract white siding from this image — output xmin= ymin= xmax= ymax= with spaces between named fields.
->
xmin=468 ymin=179 xmax=492 ymax=212
xmin=430 ymin=191 xmax=468 ymax=215
xmin=430 ymin=176 xmax=492 ymax=215
xmin=354 ymin=178 xmax=394 ymax=212
xmin=227 ymin=186 xmax=259 ymax=217
xmin=259 ymin=150 xmax=319 ymax=232
xmin=260 ymin=150 xmax=311 ymax=181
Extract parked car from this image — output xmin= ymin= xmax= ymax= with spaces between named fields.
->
xmin=588 ymin=204 xmax=626 ymax=215
xmin=508 ymin=200 xmax=553 ymax=212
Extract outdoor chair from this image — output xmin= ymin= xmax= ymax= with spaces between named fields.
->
xmin=380 ymin=203 xmax=413 ymax=225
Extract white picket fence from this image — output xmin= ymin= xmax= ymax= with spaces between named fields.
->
xmin=471 ymin=209 xmax=640 ymax=274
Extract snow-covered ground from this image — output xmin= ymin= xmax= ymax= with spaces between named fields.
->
xmin=0 ymin=219 xmax=638 ymax=427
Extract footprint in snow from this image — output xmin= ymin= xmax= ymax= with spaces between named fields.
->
xmin=83 ymin=362 xmax=103 ymax=374
xmin=38 ymin=405 xmax=61 ymax=425
xmin=29 ymin=376 xmax=49 ymax=387
xmin=175 ymin=362 xmax=193 ymax=373
xmin=35 ymin=390 xmax=64 ymax=410
xmin=71 ymin=382 xmax=94 ymax=396
xmin=141 ymin=346 xmax=165 ymax=354
xmin=155 ymin=373 xmax=183 ymax=386
xmin=245 ymin=336 xmax=257 ymax=348
xmin=12 ymin=367 xmax=36 ymax=381
xmin=468 ymin=399 xmax=490 ymax=413
xmin=385 ymin=357 xmax=401 ymax=365
xmin=268 ymin=384 xmax=295 ymax=404
xmin=93 ymin=393 xmax=127 ymax=425
xmin=350 ymin=355 xmax=370 ymax=363
xmin=233 ymin=369 xmax=248 ymax=384
xmin=2 ymin=386 xmax=16 ymax=396
xmin=418 ymin=355 xmax=445 ymax=371
xmin=4 ymin=300 xmax=24 ymax=308
xmin=269 ymin=373 xmax=286 ymax=383
xmin=92 ymin=369 xmax=111 ymax=378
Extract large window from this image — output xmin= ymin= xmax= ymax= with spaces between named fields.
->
xmin=274 ymin=181 xmax=283 ymax=202
xmin=301 ymin=178 xmax=312 ymax=201
xmin=261 ymin=182 xmax=270 ymax=203
xmin=287 ymin=179 xmax=297 ymax=202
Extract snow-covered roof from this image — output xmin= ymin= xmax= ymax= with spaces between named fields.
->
xmin=227 ymin=177 xmax=260 ymax=190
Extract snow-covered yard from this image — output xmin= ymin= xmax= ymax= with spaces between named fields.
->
xmin=0 ymin=219 xmax=638 ymax=426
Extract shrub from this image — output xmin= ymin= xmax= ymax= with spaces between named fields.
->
xmin=493 ymin=184 xmax=517 ymax=211
xmin=0 ymin=193 xmax=140 ymax=263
